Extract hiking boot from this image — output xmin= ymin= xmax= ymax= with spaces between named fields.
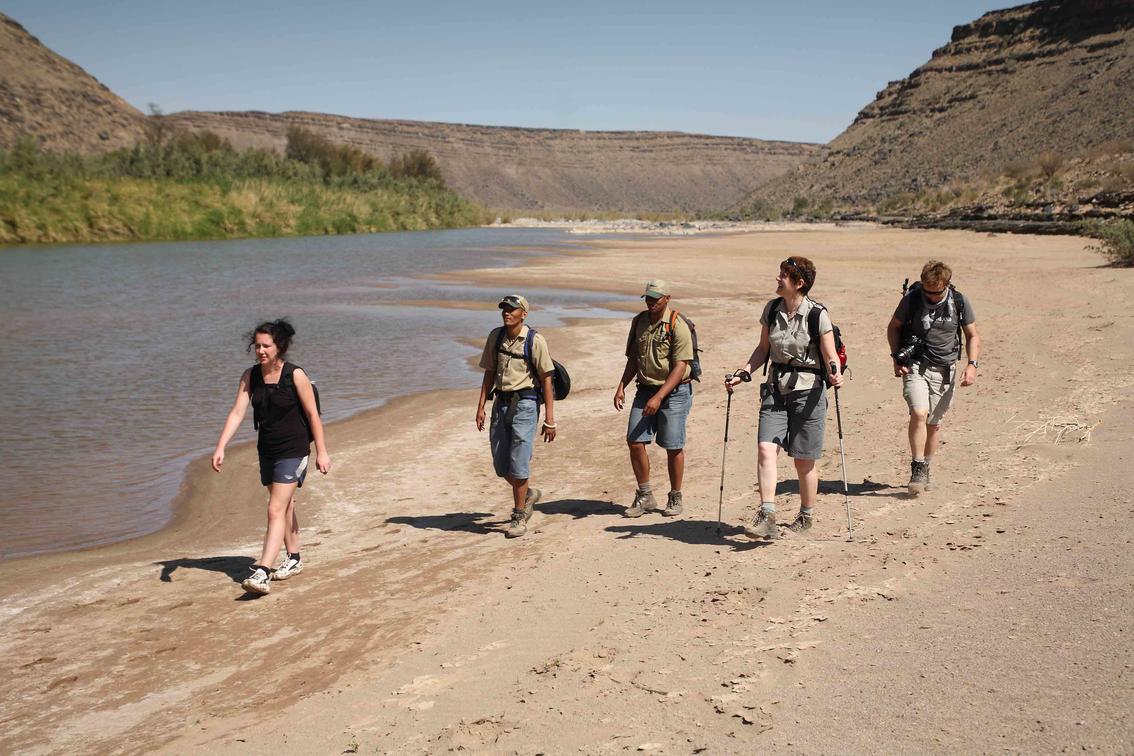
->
xmin=923 ymin=464 xmax=933 ymax=491
xmin=241 ymin=566 xmax=271 ymax=595
xmin=524 ymin=488 xmax=542 ymax=520
xmin=744 ymin=511 xmax=778 ymax=541
xmin=505 ymin=508 xmax=528 ymax=538
xmin=624 ymin=489 xmax=657 ymax=518
xmin=663 ymin=491 xmax=683 ymax=517
xmin=786 ymin=512 xmax=813 ymax=533
xmin=274 ymin=554 xmax=303 ymax=581
xmin=908 ymin=460 xmax=929 ymax=496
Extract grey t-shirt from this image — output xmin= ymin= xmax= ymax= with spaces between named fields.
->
xmin=893 ymin=289 xmax=975 ymax=366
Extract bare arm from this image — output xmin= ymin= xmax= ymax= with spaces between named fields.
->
xmin=960 ymin=323 xmax=981 ymax=386
xmin=293 ymin=369 xmax=331 ymax=474
xmin=476 ymin=369 xmax=493 ymax=431
xmin=613 ymin=356 xmax=638 ymax=411
xmin=818 ymin=331 xmax=844 ymax=388
xmin=541 ymin=371 xmax=556 ymax=442
xmin=727 ymin=323 xmax=771 ymax=392
xmin=887 ymin=316 xmax=910 ymax=377
xmin=212 ymin=369 xmax=253 ymax=472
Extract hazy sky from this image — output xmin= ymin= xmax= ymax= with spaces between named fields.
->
xmin=7 ymin=1 xmax=1003 ymax=143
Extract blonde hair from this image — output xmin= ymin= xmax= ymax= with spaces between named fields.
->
xmin=921 ymin=260 xmax=952 ymax=288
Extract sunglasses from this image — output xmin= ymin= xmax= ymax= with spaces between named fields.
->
xmin=780 ymin=258 xmax=810 ymax=284
xmin=922 ymin=285 xmax=949 ymax=298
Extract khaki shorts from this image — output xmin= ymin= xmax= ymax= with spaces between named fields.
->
xmin=903 ymin=365 xmax=955 ymax=425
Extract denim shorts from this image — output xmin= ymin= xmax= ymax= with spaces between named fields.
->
xmin=259 ymin=455 xmax=309 ymax=488
xmin=489 ymin=393 xmax=539 ymax=480
xmin=757 ymin=383 xmax=827 ymax=460
xmin=627 ymin=383 xmax=693 ymax=449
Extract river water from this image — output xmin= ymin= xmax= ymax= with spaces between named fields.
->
xmin=0 ymin=229 xmax=632 ymax=558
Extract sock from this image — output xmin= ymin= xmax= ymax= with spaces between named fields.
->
xmin=638 ymin=482 xmax=652 ymax=494
xmin=670 ymin=489 xmax=681 ymax=495
xmin=761 ymin=501 xmax=776 ymax=514
xmin=253 ymin=564 xmax=271 ymax=574
xmin=913 ymin=457 xmax=925 ymax=463
xmin=800 ymin=507 xmax=813 ymax=518
xmin=288 ymin=551 xmax=300 ymax=562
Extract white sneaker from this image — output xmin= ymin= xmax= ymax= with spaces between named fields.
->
xmin=274 ymin=554 xmax=303 ymax=581
xmin=241 ymin=566 xmax=271 ymax=594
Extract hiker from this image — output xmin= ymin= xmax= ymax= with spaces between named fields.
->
xmin=211 ymin=319 xmax=331 ymax=595
xmin=887 ymin=260 xmax=981 ymax=495
xmin=614 ymin=280 xmax=694 ymax=518
xmin=726 ymin=257 xmax=842 ymax=540
xmin=475 ymin=294 xmax=557 ymax=538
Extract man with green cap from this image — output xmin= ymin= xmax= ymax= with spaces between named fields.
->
xmin=614 ymin=280 xmax=694 ymax=518
xmin=476 ymin=294 xmax=557 ymax=538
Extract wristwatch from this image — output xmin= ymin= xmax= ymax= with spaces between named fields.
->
xmin=968 ymin=360 xmax=979 ymax=368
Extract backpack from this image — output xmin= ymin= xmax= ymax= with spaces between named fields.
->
xmin=248 ymin=362 xmax=322 ymax=439
xmin=762 ymin=297 xmax=847 ymax=384
xmin=632 ymin=309 xmax=703 ymax=382
xmin=900 ymin=279 xmax=967 ymax=360
xmin=493 ymin=327 xmax=571 ymax=401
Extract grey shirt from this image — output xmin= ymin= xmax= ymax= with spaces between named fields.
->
xmin=761 ymin=297 xmax=833 ymax=394
xmin=893 ymin=289 xmax=976 ymax=366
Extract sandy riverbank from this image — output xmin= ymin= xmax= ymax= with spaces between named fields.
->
xmin=1 ymin=225 xmax=1131 ymax=753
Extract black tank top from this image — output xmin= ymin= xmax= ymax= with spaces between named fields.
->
xmin=249 ymin=362 xmax=312 ymax=459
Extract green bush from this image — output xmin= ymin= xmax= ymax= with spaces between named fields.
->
xmin=1086 ymin=219 xmax=1134 ymax=267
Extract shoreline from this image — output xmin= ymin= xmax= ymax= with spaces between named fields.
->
xmin=2 ymin=226 xmax=1131 ymax=753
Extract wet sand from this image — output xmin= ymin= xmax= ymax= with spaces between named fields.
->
xmin=1 ymin=225 xmax=1131 ymax=753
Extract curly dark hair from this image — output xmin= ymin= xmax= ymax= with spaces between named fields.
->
xmin=780 ymin=256 xmax=816 ymax=295
xmin=246 ymin=319 xmax=296 ymax=357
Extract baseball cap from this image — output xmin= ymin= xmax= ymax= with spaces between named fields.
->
xmin=642 ymin=280 xmax=671 ymax=299
xmin=498 ymin=294 xmax=530 ymax=311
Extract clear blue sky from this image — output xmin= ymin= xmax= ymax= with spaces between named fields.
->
xmin=7 ymin=0 xmax=1003 ymax=143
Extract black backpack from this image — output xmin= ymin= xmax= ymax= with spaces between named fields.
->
xmin=631 ymin=309 xmax=704 ymax=382
xmin=493 ymin=327 xmax=571 ymax=401
xmin=248 ymin=362 xmax=322 ymax=438
xmin=900 ymin=279 xmax=967 ymax=359
xmin=762 ymin=298 xmax=847 ymax=383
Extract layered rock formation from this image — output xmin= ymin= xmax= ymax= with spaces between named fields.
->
xmin=739 ymin=0 xmax=1134 ymax=212
xmin=0 ymin=13 xmax=149 ymax=152
xmin=164 ymin=110 xmax=820 ymax=213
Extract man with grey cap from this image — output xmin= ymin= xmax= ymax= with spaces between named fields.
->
xmin=476 ymin=294 xmax=558 ymax=538
xmin=614 ymin=280 xmax=694 ymax=518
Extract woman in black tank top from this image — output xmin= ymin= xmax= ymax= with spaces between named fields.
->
xmin=211 ymin=320 xmax=331 ymax=595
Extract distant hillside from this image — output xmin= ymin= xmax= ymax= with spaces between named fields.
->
xmin=163 ymin=110 xmax=821 ymax=214
xmin=736 ymin=0 xmax=1134 ymax=214
xmin=0 ymin=13 xmax=148 ymax=152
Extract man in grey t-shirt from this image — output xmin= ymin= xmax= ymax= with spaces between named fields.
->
xmin=886 ymin=260 xmax=982 ymax=495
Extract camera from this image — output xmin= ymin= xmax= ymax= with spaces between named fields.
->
xmin=893 ymin=334 xmax=924 ymax=365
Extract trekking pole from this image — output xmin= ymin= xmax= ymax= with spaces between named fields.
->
xmin=718 ymin=370 xmax=751 ymax=535
xmin=830 ymin=361 xmax=852 ymax=534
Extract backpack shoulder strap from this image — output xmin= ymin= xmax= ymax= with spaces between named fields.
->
xmin=494 ymin=326 xmax=505 ymax=352
xmin=806 ymin=301 xmax=825 ymax=345
xmin=523 ymin=327 xmax=537 ymax=370
xmin=763 ymin=298 xmax=784 ymax=375
xmin=667 ymin=309 xmax=680 ymax=340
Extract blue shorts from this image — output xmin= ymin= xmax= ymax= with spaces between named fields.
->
xmin=627 ymin=383 xmax=693 ymax=450
xmin=259 ymin=455 xmax=309 ymax=488
xmin=489 ymin=393 xmax=539 ymax=480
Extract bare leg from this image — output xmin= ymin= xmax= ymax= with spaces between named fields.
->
xmin=907 ymin=409 xmax=929 ymax=458
xmin=666 ymin=448 xmax=684 ymax=491
xmin=925 ymin=422 xmax=942 ymax=459
xmin=794 ymin=458 xmax=818 ymax=510
xmin=282 ymin=493 xmax=300 ymax=554
xmin=629 ymin=442 xmax=650 ymax=486
xmin=757 ymin=442 xmax=779 ymax=502
xmin=505 ymin=475 xmax=529 ymax=510
xmin=257 ymin=482 xmax=299 ymax=568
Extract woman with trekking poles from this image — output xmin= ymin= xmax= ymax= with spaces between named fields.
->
xmin=212 ymin=319 xmax=331 ymax=595
xmin=725 ymin=256 xmax=842 ymax=541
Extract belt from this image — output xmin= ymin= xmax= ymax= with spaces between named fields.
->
xmin=495 ymin=388 xmax=539 ymax=400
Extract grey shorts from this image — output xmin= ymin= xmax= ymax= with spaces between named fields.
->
xmin=489 ymin=393 xmax=539 ymax=480
xmin=627 ymin=383 xmax=693 ymax=450
xmin=903 ymin=364 xmax=955 ymax=425
xmin=259 ymin=455 xmax=309 ymax=488
xmin=757 ymin=383 xmax=828 ymax=460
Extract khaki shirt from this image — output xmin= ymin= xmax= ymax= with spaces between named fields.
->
xmin=480 ymin=325 xmax=555 ymax=392
xmin=625 ymin=307 xmax=693 ymax=387
xmin=761 ymin=297 xmax=832 ymax=394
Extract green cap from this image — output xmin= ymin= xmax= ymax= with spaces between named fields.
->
xmin=642 ymin=279 xmax=671 ymax=299
xmin=498 ymin=294 xmax=530 ymax=312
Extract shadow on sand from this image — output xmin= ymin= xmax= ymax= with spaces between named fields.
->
xmin=775 ymin=478 xmax=906 ymax=498
xmin=605 ymin=518 xmax=769 ymax=551
xmin=156 ymin=555 xmax=255 ymax=584
xmin=388 ymin=499 xmax=619 ymax=535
